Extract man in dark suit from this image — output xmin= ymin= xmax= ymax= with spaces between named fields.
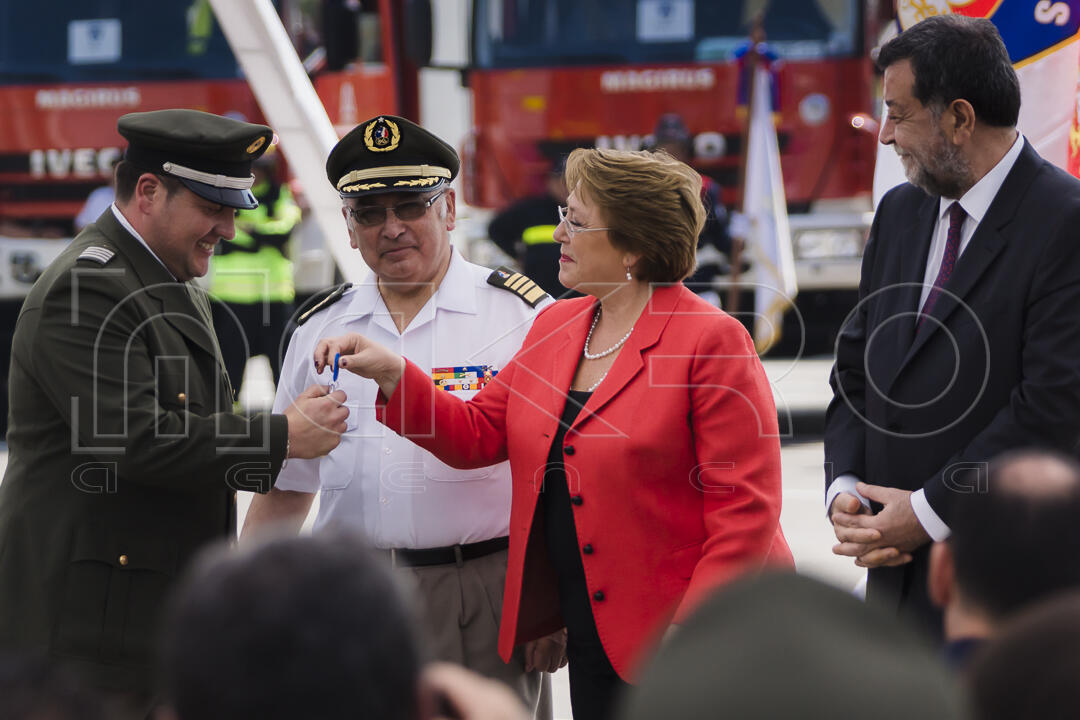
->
xmin=824 ymin=15 xmax=1080 ymax=635
xmin=0 ymin=110 xmax=347 ymax=712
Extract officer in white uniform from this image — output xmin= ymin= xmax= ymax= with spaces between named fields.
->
xmin=243 ymin=115 xmax=560 ymax=716
xmin=276 ymin=251 xmax=540 ymax=543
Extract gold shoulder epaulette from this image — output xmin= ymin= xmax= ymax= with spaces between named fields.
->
xmin=296 ymin=283 xmax=353 ymax=326
xmin=486 ymin=267 xmax=550 ymax=308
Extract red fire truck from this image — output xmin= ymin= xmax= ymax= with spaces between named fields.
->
xmin=461 ymin=0 xmax=890 ymax=353
xmin=0 ymin=1 xmax=408 ymax=241
xmin=0 ymin=0 xmax=416 ymax=433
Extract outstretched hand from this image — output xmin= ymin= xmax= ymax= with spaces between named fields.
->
xmin=314 ymin=333 xmax=405 ymax=397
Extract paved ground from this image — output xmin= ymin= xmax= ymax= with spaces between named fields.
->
xmin=0 ymin=355 xmax=860 ymax=719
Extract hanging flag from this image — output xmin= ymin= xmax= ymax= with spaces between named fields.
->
xmin=744 ymin=65 xmax=797 ymax=355
xmin=874 ymin=1 xmax=1080 ymax=204
xmin=1070 ymin=72 xmax=1080 ymax=175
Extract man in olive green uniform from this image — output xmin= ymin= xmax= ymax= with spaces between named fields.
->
xmin=0 ymin=109 xmax=347 ymax=709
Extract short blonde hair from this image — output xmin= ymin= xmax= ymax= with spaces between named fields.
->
xmin=564 ymin=148 xmax=704 ymax=283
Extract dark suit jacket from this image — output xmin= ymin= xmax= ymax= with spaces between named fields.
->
xmin=382 ymin=285 xmax=793 ymax=679
xmin=0 ymin=209 xmax=288 ymax=695
xmin=825 ymin=141 xmax=1080 ymax=631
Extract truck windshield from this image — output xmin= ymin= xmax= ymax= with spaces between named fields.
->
xmin=0 ymin=1 xmax=239 ymax=84
xmin=472 ymin=0 xmax=860 ymax=68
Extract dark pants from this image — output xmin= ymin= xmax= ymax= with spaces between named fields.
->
xmin=211 ymin=300 xmax=294 ymax=394
xmin=565 ymin=630 xmax=630 ymax=720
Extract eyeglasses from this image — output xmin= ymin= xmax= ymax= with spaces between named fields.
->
xmin=557 ymin=205 xmax=610 ymax=236
xmin=346 ymin=189 xmax=446 ymax=227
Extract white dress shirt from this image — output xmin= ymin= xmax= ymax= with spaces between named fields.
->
xmin=274 ymin=249 xmax=548 ymax=549
xmin=110 ymin=204 xmax=175 ymax=279
xmin=827 ymin=132 xmax=1025 ymax=541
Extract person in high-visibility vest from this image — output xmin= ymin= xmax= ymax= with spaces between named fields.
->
xmin=488 ymin=159 xmax=574 ymax=298
xmin=210 ymin=151 xmax=302 ymax=394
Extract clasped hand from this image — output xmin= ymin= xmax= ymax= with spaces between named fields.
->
xmin=523 ymin=629 xmax=568 ymax=673
xmin=283 ymin=384 xmax=348 ymax=459
xmin=829 ymin=482 xmax=930 ymax=568
xmin=314 ymin=333 xmax=405 ymax=398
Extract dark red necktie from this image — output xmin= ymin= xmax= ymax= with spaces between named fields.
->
xmin=919 ymin=202 xmax=966 ymax=326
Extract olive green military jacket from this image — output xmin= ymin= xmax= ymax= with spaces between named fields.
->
xmin=0 ymin=208 xmax=288 ymax=694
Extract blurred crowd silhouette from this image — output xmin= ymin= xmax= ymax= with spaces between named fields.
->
xmin=5 ymin=447 xmax=1080 ymax=720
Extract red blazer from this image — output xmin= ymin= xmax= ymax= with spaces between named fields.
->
xmin=380 ymin=284 xmax=792 ymax=679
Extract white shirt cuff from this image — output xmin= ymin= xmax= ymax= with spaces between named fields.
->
xmin=825 ymin=474 xmax=871 ymax=517
xmin=272 ymin=457 xmax=322 ymax=494
xmin=910 ymin=488 xmax=951 ymax=541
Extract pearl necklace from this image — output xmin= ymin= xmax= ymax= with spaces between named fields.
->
xmin=586 ymin=374 xmax=607 ymax=392
xmin=583 ymin=307 xmax=633 ymax=360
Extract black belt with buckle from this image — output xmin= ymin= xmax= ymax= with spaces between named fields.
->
xmin=382 ymin=536 xmax=509 ymax=568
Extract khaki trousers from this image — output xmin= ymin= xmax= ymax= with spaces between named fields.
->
xmin=397 ymin=547 xmax=551 ymax=720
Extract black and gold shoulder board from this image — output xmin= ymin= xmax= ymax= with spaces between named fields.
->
xmin=486 ymin=267 xmax=550 ymax=307
xmin=296 ymin=283 xmax=353 ymax=326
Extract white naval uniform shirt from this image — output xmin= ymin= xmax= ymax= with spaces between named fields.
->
xmin=273 ymin=249 xmax=548 ymax=549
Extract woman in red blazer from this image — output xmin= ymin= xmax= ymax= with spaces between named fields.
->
xmin=318 ymin=148 xmax=793 ymax=719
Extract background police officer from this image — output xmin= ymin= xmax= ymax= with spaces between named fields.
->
xmin=488 ymin=158 xmax=572 ymax=299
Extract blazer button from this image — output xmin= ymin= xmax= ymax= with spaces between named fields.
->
xmin=571 ymin=495 xmax=584 ymax=506
xmin=593 ymin=590 xmax=605 ymax=602
xmin=582 ymin=543 xmax=594 ymax=555
xmin=118 ymin=554 xmax=129 ymax=566
xmin=564 ymin=445 xmax=575 ymax=455
xmin=177 ymin=392 xmax=187 ymax=402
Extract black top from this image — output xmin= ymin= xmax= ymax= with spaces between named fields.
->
xmin=541 ymin=390 xmax=617 ymax=673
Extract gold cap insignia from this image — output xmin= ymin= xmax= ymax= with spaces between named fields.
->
xmin=246 ymin=136 xmax=267 ymax=155
xmin=364 ymin=117 xmax=401 ymax=153
xmin=341 ymin=181 xmax=387 ymax=192
xmin=393 ymin=176 xmax=440 ymax=187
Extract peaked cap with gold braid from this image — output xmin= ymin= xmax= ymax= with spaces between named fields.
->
xmin=326 ymin=114 xmax=460 ymax=198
